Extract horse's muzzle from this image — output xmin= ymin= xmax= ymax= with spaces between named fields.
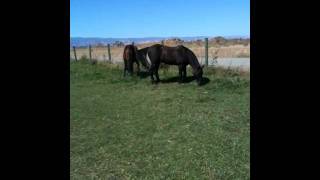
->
xmin=196 ymin=77 xmax=203 ymax=86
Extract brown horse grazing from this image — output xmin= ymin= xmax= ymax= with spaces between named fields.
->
xmin=123 ymin=45 xmax=149 ymax=76
xmin=138 ymin=44 xmax=204 ymax=85
xmin=123 ymin=45 xmax=138 ymax=76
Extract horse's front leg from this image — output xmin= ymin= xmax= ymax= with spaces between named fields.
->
xmin=182 ymin=65 xmax=187 ymax=82
xmin=178 ymin=65 xmax=183 ymax=83
xmin=123 ymin=60 xmax=128 ymax=77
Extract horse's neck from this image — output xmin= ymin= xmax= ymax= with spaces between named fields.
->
xmin=189 ymin=58 xmax=201 ymax=70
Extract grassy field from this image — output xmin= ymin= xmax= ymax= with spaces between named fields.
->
xmin=70 ymin=60 xmax=250 ymax=179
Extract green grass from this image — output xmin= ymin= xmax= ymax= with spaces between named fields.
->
xmin=70 ymin=60 xmax=250 ymax=180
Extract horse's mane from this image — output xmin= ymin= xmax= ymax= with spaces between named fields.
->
xmin=137 ymin=46 xmax=149 ymax=55
xmin=182 ymin=46 xmax=201 ymax=69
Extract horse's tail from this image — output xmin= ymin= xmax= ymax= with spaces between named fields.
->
xmin=133 ymin=46 xmax=139 ymax=61
xmin=123 ymin=45 xmax=128 ymax=61
xmin=123 ymin=45 xmax=135 ymax=62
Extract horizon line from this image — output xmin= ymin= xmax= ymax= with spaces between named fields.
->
xmin=70 ymin=35 xmax=250 ymax=39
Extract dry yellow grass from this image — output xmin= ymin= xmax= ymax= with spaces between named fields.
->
xmin=70 ymin=41 xmax=250 ymax=62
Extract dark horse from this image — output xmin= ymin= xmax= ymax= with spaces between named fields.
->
xmin=137 ymin=44 xmax=203 ymax=85
xmin=123 ymin=45 xmax=149 ymax=76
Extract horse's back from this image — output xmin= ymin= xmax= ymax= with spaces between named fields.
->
xmin=146 ymin=44 xmax=163 ymax=62
xmin=148 ymin=44 xmax=189 ymax=65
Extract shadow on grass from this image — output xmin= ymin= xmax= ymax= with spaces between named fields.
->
xmin=138 ymin=71 xmax=150 ymax=79
xmin=135 ymin=70 xmax=211 ymax=86
xmin=161 ymin=76 xmax=195 ymax=83
xmin=199 ymin=77 xmax=210 ymax=86
xmin=159 ymin=76 xmax=210 ymax=86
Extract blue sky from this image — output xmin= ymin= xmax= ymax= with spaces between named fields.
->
xmin=71 ymin=0 xmax=250 ymax=38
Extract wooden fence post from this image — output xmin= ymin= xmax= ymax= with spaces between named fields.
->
xmin=89 ymin=45 xmax=92 ymax=61
xmin=73 ymin=46 xmax=77 ymax=61
xmin=107 ymin=44 xmax=111 ymax=61
xmin=205 ymin=38 xmax=208 ymax=66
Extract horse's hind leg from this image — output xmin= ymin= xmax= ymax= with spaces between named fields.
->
xmin=128 ymin=60 xmax=134 ymax=76
xmin=149 ymin=63 xmax=156 ymax=83
xmin=136 ymin=61 xmax=141 ymax=77
xmin=154 ymin=63 xmax=160 ymax=83
xmin=123 ymin=60 xmax=128 ymax=77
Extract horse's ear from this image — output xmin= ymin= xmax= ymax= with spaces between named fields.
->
xmin=201 ymin=65 xmax=205 ymax=69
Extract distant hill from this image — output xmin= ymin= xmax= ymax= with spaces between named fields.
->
xmin=70 ymin=36 xmax=250 ymax=47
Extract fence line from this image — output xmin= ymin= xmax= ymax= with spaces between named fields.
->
xmin=205 ymin=38 xmax=208 ymax=66
xmin=71 ymin=38 xmax=250 ymax=68
xmin=73 ymin=46 xmax=77 ymax=61
xmin=89 ymin=45 xmax=92 ymax=61
xmin=107 ymin=44 xmax=111 ymax=61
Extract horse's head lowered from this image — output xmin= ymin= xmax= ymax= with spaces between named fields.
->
xmin=134 ymin=47 xmax=150 ymax=69
xmin=193 ymin=65 xmax=204 ymax=86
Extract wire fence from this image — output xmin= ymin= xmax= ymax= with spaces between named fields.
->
xmin=70 ymin=38 xmax=250 ymax=70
